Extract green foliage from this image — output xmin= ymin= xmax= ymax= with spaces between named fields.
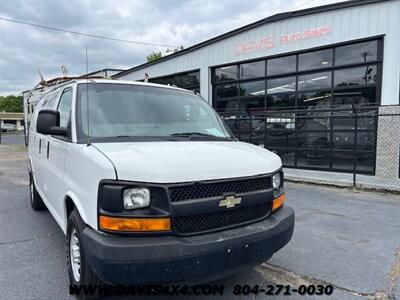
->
xmin=0 ymin=95 xmax=23 ymax=112
xmin=146 ymin=51 xmax=162 ymax=62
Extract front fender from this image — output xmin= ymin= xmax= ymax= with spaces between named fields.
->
xmin=63 ymin=191 xmax=89 ymax=234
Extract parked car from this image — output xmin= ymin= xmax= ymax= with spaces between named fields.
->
xmin=223 ymin=116 xmax=295 ymax=149
xmin=27 ymin=79 xmax=294 ymax=292
xmin=297 ymin=105 xmax=376 ymax=164
xmin=1 ymin=123 xmax=16 ymax=132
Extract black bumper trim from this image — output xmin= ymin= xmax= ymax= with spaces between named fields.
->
xmin=83 ymin=205 xmax=294 ymax=285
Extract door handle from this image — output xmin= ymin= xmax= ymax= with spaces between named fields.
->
xmin=47 ymin=141 xmax=50 ymax=159
xmin=39 ymin=139 xmax=41 ymax=154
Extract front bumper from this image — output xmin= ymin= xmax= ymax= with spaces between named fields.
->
xmin=83 ymin=205 xmax=294 ymax=285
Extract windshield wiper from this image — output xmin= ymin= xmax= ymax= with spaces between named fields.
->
xmin=170 ymin=132 xmax=232 ymax=140
xmin=109 ymin=135 xmax=174 ymax=141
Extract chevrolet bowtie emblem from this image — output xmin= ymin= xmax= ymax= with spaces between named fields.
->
xmin=219 ymin=195 xmax=241 ymax=208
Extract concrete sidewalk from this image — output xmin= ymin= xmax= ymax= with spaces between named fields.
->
xmin=0 ymin=145 xmax=399 ymax=299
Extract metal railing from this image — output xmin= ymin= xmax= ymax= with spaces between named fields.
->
xmin=218 ymin=105 xmax=400 ymax=192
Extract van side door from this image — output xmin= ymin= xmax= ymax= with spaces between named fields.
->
xmin=42 ymin=86 xmax=73 ymax=221
xmin=31 ymin=95 xmax=49 ymax=194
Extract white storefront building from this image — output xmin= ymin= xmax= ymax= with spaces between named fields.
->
xmin=114 ymin=0 xmax=400 ymax=189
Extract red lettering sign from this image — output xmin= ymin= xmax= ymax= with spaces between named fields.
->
xmin=234 ymin=36 xmax=275 ymax=55
xmin=234 ymin=26 xmax=331 ymax=56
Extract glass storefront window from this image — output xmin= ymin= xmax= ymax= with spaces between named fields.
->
xmin=297 ymin=91 xmax=332 ymax=131
xmin=335 ymin=40 xmax=378 ymax=66
xmin=240 ymin=61 xmax=265 ymax=79
xmin=169 ymin=76 xmax=181 ymax=86
xmin=148 ymin=70 xmax=200 ymax=92
xmin=268 ymin=148 xmax=295 ymax=166
xmin=215 ymin=83 xmax=238 ymax=99
xmin=299 ymin=49 xmax=332 ymax=71
xmin=298 ymin=72 xmax=332 ymax=91
xmin=240 ymin=97 xmax=265 ymax=112
xmin=212 ymin=38 xmax=381 ymax=175
xmin=181 ymin=72 xmax=200 ymax=88
xmin=332 ymin=112 xmax=376 ymax=131
xmin=214 ymin=65 xmax=238 ymax=83
xmin=297 ymin=90 xmax=332 ymax=107
xmin=215 ymin=99 xmax=239 ymax=112
xmin=266 ymin=93 xmax=295 ymax=108
xmin=297 ymin=149 xmax=330 ymax=168
xmin=333 ymin=87 xmax=376 ymax=106
xmin=239 ymin=80 xmax=265 ymax=96
xmin=266 ymin=129 xmax=296 ymax=148
xmin=334 ymin=65 xmax=377 ymax=87
xmin=267 ymin=55 xmax=296 ymax=76
xmin=267 ymin=76 xmax=296 ymax=94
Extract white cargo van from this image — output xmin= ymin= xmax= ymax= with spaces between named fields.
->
xmin=28 ymin=78 xmax=294 ymax=291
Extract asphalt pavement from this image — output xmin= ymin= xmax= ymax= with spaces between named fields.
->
xmin=0 ymin=145 xmax=399 ymax=300
xmin=0 ymin=133 xmax=25 ymax=145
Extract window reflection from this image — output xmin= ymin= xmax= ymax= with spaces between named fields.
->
xmin=267 ymin=55 xmax=296 ymax=75
xmin=212 ymin=39 xmax=381 ymax=175
xmin=215 ymin=65 xmax=238 ymax=82
xmin=267 ymin=77 xmax=296 ymax=94
xmin=240 ymin=97 xmax=265 ymax=112
xmin=240 ymin=80 xmax=265 ymax=96
xmin=297 ymin=91 xmax=332 ymax=132
xmin=181 ymin=72 xmax=200 ymax=88
xmin=333 ymin=87 xmax=376 ymax=106
xmin=148 ymin=71 xmax=200 ymax=92
xmin=299 ymin=49 xmax=332 ymax=71
xmin=335 ymin=41 xmax=378 ymax=66
xmin=267 ymin=93 xmax=295 ymax=108
xmin=215 ymin=99 xmax=239 ymax=113
xmin=240 ymin=61 xmax=265 ymax=79
xmin=215 ymin=84 xmax=238 ymax=99
xmin=298 ymin=90 xmax=332 ymax=107
xmin=334 ymin=66 xmax=377 ymax=87
xmin=298 ymin=72 xmax=332 ymax=90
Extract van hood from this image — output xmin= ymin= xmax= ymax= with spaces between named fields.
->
xmin=93 ymin=141 xmax=282 ymax=183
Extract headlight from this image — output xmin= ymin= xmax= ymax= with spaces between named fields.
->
xmin=272 ymin=173 xmax=282 ymax=190
xmin=123 ymin=188 xmax=150 ymax=210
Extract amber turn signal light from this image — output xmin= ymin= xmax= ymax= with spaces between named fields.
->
xmin=272 ymin=193 xmax=285 ymax=212
xmin=99 ymin=215 xmax=171 ymax=232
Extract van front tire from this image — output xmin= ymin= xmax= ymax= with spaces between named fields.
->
xmin=67 ymin=209 xmax=103 ymax=299
xmin=29 ymin=173 xmax=45 ymax=210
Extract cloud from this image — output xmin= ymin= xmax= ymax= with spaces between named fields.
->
xmin=0 ymin=0 xmax=346 ymax=95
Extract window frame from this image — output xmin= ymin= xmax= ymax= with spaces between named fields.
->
xmin=211 ymin=36 xmax=383 ymax=175
xmin=147 ymin=69 xmax=200 ymax=92
xmin=212 ymin=36 xmax=383 ymax=112
xmin=54 ymin=86 xmax=73 ymax=141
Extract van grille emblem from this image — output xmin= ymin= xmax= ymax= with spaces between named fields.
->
xmin=219 ymin=195 xmax=241 ymax=208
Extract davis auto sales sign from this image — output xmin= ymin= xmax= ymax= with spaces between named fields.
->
xmin=234 ymin=26 xmax=331 ymax=56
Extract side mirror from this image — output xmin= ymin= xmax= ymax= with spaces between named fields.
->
xmin=36 ymin=109 xmax=68 ymax=136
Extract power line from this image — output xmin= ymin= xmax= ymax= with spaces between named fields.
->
xmin=0 ymin=16 xmax=180 ymax=48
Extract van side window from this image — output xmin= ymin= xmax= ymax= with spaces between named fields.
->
xmin=41 ymin=95 xmax=50 ymax=108
xmin=47 ymin=92 xmax=59 ymax=108
xmin=57 ymin=88 xmax=73 ymax=128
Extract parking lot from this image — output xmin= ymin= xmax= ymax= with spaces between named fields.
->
xmin=0 ymin=144 xmax=399 ymax=300
xmin=0 ymin=133 xmax=25 ymax=145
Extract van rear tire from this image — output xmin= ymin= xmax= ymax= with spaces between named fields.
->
xmin=67 ymin=209 xmax=103 ymax=299
xmin=29 ymin=173 xmax=46 ymax=211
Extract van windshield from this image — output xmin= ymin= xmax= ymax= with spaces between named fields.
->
xmin=77 ymin=83 xmax=232 ymax=141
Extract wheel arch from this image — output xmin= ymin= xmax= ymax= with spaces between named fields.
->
xmin=63 ymin=192 xmax=89 ymax=234
xmin=27 ymin=156 xmax=33 ymax=175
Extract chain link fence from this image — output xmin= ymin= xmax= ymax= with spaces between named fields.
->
xmin=219 ymin=104 xmax=400 ymax=192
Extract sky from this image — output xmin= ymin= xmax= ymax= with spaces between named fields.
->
xmin=0 ymin=0 xmax=348 ymax=95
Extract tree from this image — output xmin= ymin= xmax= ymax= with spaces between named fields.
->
xmin=0 ymin=95 xmax=23 ymax=112
xmin=146 ymin=51 xmax=162 ymax=62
